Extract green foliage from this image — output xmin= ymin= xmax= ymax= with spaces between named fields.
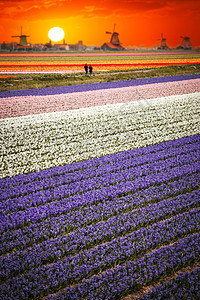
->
xmin=0 ymin=64 xmax=200 ymax=92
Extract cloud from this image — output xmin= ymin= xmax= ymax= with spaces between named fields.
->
xmin=0 ymin=0 xmax=199 ymax=20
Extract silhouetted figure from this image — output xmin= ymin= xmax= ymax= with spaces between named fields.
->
xmin=89 ymin=64 xmax=93 ymax=75
xmin=84 ymin=63 xmax=88 ymax=75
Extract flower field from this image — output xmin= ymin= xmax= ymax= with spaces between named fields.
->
xmin=0 ymin=69 xmax=200 ymax=299
xmin=0 ymin=51 xmax=200 ymax=73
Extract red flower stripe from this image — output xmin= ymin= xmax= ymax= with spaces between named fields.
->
xmin=0 ymin=62 xmax=200 ymax=68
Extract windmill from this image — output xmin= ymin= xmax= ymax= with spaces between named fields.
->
xmin=180 ymin=36 xmax=191 ymax=50
xmin=12 ymin=26 xmax=30 ymax=46
xmin=157 ymin=33 xmax=169 ymax=49
xmin=101 ymin=24 xmax=125 ymax=50
xmin=106 ymin=24 xmax=121 ymax=46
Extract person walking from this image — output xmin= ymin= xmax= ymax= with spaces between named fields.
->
xmin=84 ymin=63 xmax=88 ymax=75
xmin=89 ymin=64 xmax=93 ymax=75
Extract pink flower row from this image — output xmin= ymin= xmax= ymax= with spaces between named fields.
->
xmin=1 ymin=78 xmax=200 ymax=119
xmin=0 ymin=70 xmax=81 ymax=74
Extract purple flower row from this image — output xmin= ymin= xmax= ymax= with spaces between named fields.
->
xmin=1 ymin=155 xmax=199 ymax=233
xmin=1 ymin=143 xmax=199 ymax=217
xmin=1 ymin=137 xmax=199 ymax=205
xmin=138 ymin=267 xmax=200 ymax=299
xmin=0 ymin=74 xmax=199 ymax=98
xmin=48 ymin=233 xmax=200 ymax=300
xmin=1 ymin=230 xmax=199 ymax=299
xmin=1 ymin=191 xmax=199 ymax=281
xmin=1 ymin=172 xmax=198 ymax=255
xmin=0 ymin=133 xmax=199 ymax=190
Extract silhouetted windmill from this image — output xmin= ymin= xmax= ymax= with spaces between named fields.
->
xmin=12 ymin=26 xmax=30 ymax=46
xmin=157 ymin=33 xmax=169 ymax=49
xmin=101 ymin=24 xmax=125 ymax=50
xmin=106 ymin=24 xmax=121 ymax=46
xmin=180 ymin=36 xmax=192 ymax=50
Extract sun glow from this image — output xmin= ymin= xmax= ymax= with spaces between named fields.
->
xmin=48 ymin=27 xmax=65 ymax=42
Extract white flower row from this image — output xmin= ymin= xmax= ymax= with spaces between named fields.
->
xmin=0 ymin=92 xmax=199 ymax=178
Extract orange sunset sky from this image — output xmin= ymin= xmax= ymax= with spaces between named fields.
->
xmin=0 ymin=0 xmax=200 ymax=48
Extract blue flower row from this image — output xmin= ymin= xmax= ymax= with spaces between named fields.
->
xmin=1 ymin=190 xmax=199 ymax=280
xmin=0 ymin=212 xmax=199 ymax=299
xmin=1 ymin=171 xmax=198 ymax=255
xmin=0 ymin=74 xmax=199 ymax=98
xmin=0 ymin=133 xmax=199 ymax=190
xmin=47 ymin=233 xmax=200 ymax=300
xmin=1 ymin=141 xmax=199 ymax=218
xmin=138 ymin=267 xmax=200 ymax=300
xmin=1 ymin=152 xmax=199 ymax=233
xmin=1 ymin=135 xmax=199 ymax=205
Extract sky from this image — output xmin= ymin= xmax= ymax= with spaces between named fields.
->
xmin=0 ymin=0 xmax=200 ymax=48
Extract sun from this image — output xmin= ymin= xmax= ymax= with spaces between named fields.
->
xmin=48 ymin=27 xmax=65 ymax=42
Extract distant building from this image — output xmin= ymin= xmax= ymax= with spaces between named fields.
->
xmin=33 ymin=44 xmax=46 ymax=51
xmin=0 ymin=41 xmax=8 ymax=50
xmin=59 ymin=44 xmax=70 ymax=50
xmin=57 ymin=39 xmax=70 ymax=50
xmin=68 ymin=41 xmax=86 ymax=51
xmin=94 ymin=46 xmax=101 ymax=50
